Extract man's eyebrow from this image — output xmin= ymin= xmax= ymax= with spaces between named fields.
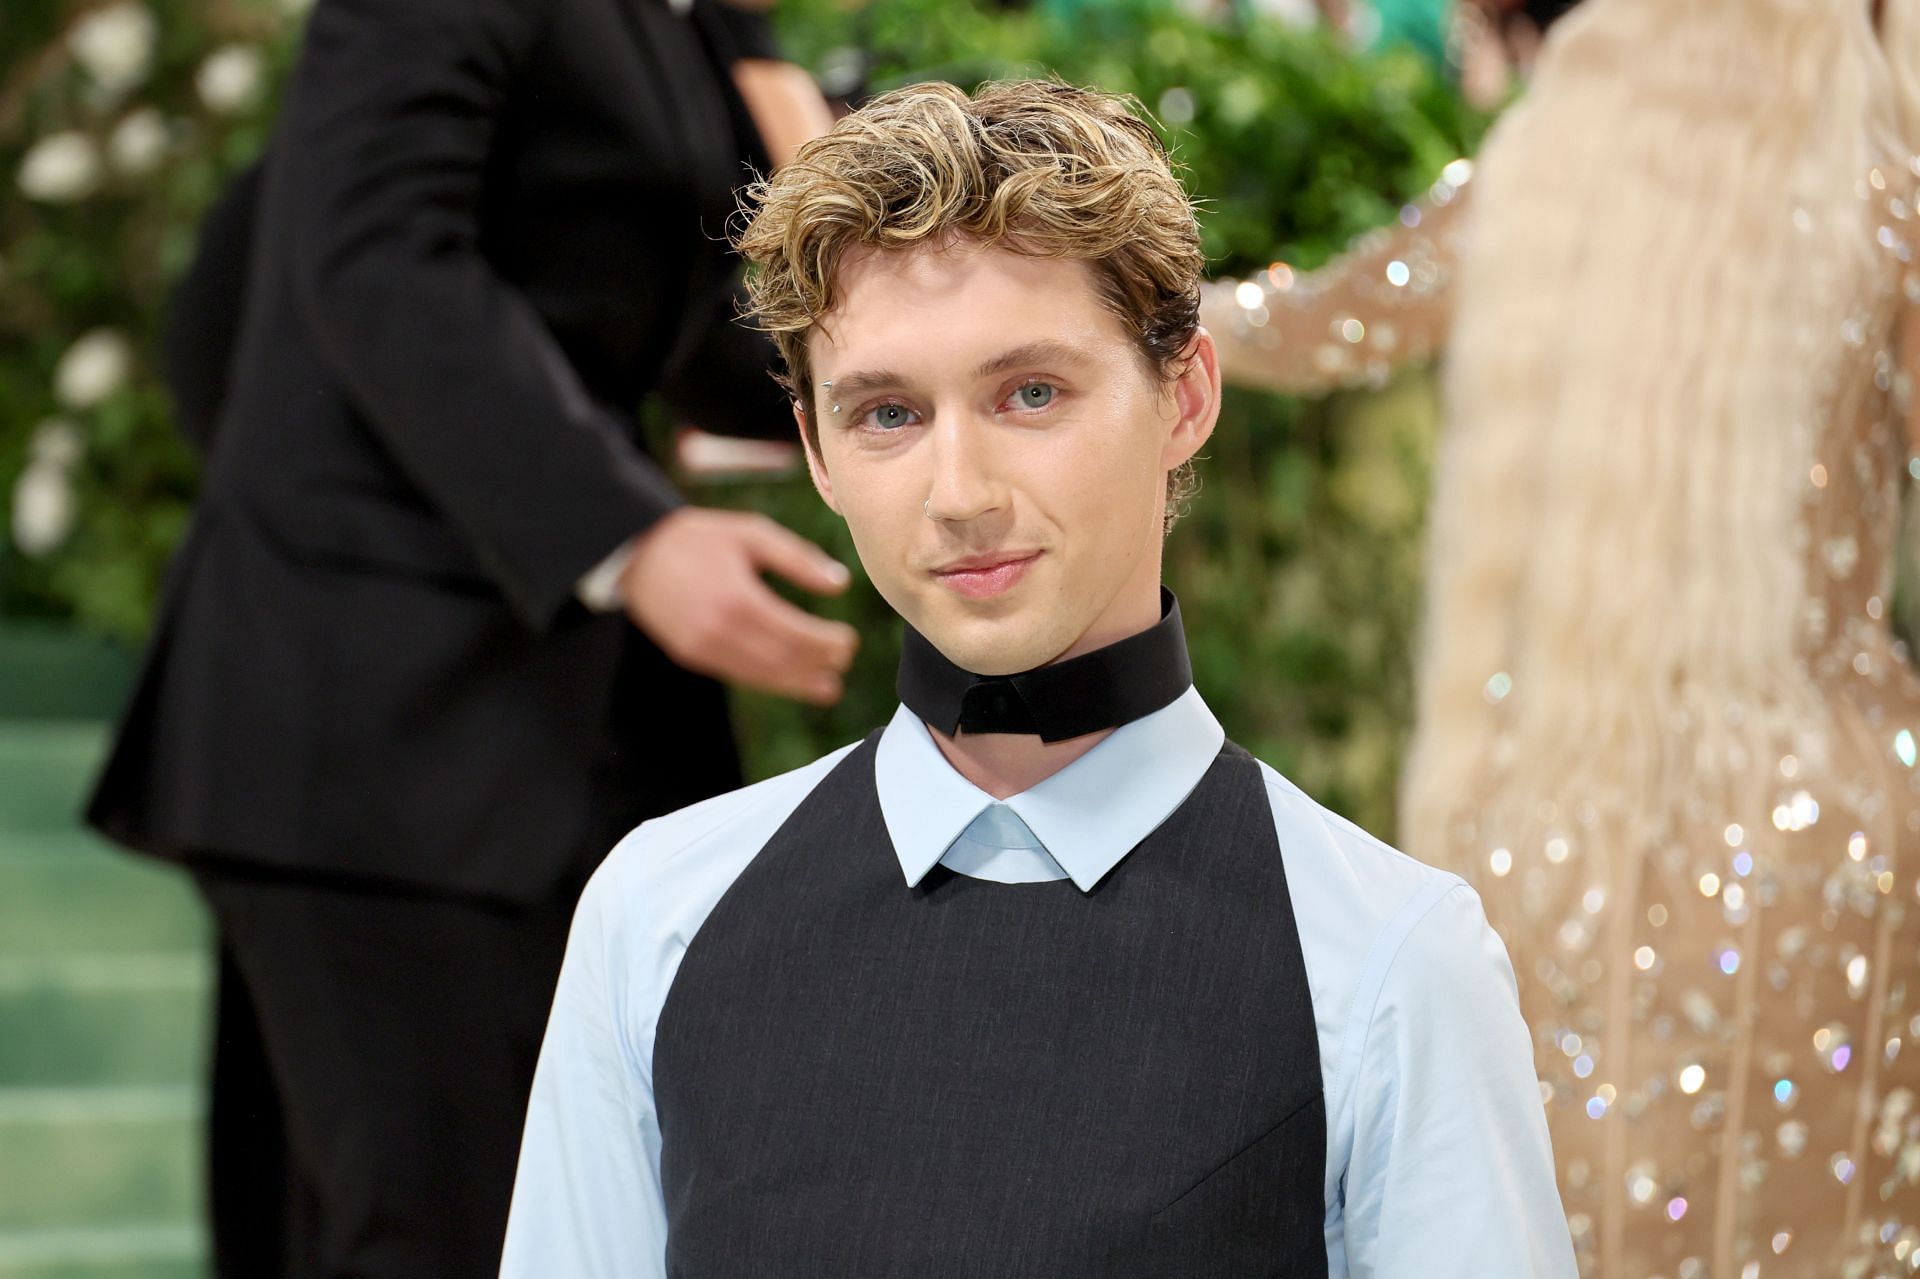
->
xmin=970 ymin=339 xmax=1096 ymax=380
xmin=819 ymin=369 xmax=907 ymax=402
xmin=820 ymin=340 xmax=1099 ymax=407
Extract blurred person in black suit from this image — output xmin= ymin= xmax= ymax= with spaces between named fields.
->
xmin=87 ymin=1 xmax=850 ymax=1275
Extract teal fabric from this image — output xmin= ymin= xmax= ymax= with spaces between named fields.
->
xmin=1369 ymin=0 xmax=1451 ymax=71
xmin=1035 ymin=0 xmax=1454 ymax=77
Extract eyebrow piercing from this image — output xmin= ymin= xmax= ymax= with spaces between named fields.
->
xmin=823 ymin=380 xmax=839 ymax=414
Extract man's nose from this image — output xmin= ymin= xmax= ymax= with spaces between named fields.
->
xmin=922 ymin=411 xmax=1008 ymax=524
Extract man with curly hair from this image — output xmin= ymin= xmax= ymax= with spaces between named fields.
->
xmin=501 ymin=78 xmax=1575 ymax=1277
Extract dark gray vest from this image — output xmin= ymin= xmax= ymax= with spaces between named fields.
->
xmin=653 ymin=736 xmax=1327 ymax=1277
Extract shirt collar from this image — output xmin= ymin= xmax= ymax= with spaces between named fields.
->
xmin=873 ymin=685 xmax=1226 ymax=893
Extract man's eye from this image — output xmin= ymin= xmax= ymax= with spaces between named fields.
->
xmin=1012 ymin=382 xmax=1057 ymax=410
xmin=861 ymin=403 xmax=916 ymax=431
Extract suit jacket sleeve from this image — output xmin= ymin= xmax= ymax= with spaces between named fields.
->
xmin=162 ymin=158 xmax=263 ymax=455
xmin=284 ymin=0 xmax=686 ymax=630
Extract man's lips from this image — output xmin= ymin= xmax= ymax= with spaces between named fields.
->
xmin=930 ymin=551 xmax=1042 ymax=600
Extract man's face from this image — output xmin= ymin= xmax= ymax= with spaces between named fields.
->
xmin=800 ymin=242 xmax=1217 ymax=676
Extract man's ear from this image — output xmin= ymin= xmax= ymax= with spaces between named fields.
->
xmin=1160 ymin=327 xmax=1221 ymax=471
xmin=797 ymin=400 xmax=841 ymax=514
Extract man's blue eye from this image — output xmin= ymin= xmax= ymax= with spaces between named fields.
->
xmin=865 ymin=404 xmax=912 ymax=430
xmin=1017 ymin=383 xmax=1056 ymax=408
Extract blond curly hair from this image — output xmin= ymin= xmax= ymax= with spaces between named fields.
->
xmin=732 ymin=78 xmax=1207 ymax=522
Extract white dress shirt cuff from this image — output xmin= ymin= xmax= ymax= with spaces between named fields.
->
xmin=575 ymin=537 xmax=639 ymax=614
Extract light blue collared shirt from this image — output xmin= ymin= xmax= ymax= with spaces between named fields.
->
xmin=502 ymin=688 xmax=1577 ymax=1277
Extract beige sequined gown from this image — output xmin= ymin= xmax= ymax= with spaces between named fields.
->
xmin=1202 ymin=2 xmax=1920 ymax=1274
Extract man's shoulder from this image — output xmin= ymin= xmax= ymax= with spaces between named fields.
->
xmin=1243 ymin=754 xmax=1522 ymax=1134
xmin=1246 ymin=754 xmax=1471 ymax=945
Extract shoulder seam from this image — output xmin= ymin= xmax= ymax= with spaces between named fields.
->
xmin=1250 ymin=759 xmax=1473 ymax=1192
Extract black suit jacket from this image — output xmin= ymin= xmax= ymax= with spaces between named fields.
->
xmin=90 ymin=0 xmax=792 ymax=902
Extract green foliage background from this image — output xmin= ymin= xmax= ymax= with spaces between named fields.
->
xmin=0 ymin=0 xmax=1484 ymax=837
xmin=2 ymin=0 xmax=299 ymax=636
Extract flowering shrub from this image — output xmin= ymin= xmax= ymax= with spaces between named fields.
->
xmin=0 ymin=0 xmax=297 ymax=636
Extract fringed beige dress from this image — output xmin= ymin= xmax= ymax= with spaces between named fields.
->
xmin=1204 ymin=1 xmax=1920 ymax=1273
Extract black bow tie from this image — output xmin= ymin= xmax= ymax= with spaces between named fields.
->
xmin=896 ymin=589 xmax=1193 ymax=743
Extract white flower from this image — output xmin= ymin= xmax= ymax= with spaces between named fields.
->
xmin=18 ymin=132 xmax=103 ymax=203
xmin=68 ymin=2 xmax=157 ymax=101
xmin=29 ymin=419 xmax=85 ymax=470
xmin=11 ymin=462 xmax=77 ymax=558
xmin=107 ymin=107 xmax=169 ymax=175
xmin=196 ymin=44 xmax=266 ymax=115
xmin=1246 ymin=0 xmax=1319 ymax=27
xmin=54 ymin=329 xmax=133 ymax=409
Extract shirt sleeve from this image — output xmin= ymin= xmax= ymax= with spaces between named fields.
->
xmin=1199 ymin=176 xmax=1470 ymax=398
xmin=574 ymin=536 xmax=638 ymax=614
xmin=500 ymin=852 xmax=667 ymax=1278
xmin=1339 ymin=882 xmax=1576 ymax=1278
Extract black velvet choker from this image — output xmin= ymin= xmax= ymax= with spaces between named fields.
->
xmin=897 ymin=589 xmax=1193 ymax=743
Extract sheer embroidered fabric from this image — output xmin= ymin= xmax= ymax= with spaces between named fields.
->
xmin=1201 ymin=3 xmax=1920 ymax=1271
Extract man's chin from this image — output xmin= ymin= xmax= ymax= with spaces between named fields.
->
xmin=908 ymin=602 xmax=1071 ymax=677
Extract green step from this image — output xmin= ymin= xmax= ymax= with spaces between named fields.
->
xmin=0 ymin=1224 xmax=202 ymax=1278
xmin=0 ymin=829 xmax=137 ymax=866
xmin=0 ymin=1093 xmax=200 ymax=1232
xmin=0 ymin=850 xmax=206 ymax=957
xmin=0 ymin=973 xmax=207 ymax=1089
xmin=0 ymin=724 xmax=109 ymax=835
xmin=0 ymin=637 xmax=208 ymax=1279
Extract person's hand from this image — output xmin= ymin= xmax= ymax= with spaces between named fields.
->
xmin=620 ymin=508 xmax=859 ymax=705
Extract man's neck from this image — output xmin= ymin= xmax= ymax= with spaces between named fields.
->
xmin=924 ymin=722 xmax=1114 ymax=801
xmin=912 ymin=575 xmax=1168 ymax=798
